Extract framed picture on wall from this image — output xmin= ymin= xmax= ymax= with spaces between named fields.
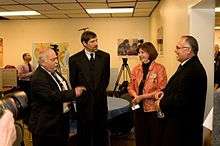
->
xmin=117 ymin=38 xmax=144 ymax=56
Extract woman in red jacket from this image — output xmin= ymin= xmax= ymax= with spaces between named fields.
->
xmin=128 ymin=42 xmax=167 ymax=146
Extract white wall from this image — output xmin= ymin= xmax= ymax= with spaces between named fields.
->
xmin=189 ymin=8 xmax=215 ymax=115
xmin=0 ymin=17 xmax=150 ymax=70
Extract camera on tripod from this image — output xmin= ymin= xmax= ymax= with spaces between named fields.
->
xmin=0 ymin=91 xmax=28 ymax=120
xmin=113 ymin=58 xmax=131 ymax=97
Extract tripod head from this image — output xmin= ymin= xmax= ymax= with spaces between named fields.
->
xmin=122 ymin=58 xmax=128 ymax=66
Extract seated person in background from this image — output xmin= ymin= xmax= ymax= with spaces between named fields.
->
xmin=17 ymin=53 xmax=34 ymax=97
xmin=214 ymin=44 xmax=220 ymax=90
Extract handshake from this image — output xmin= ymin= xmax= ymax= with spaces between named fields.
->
xmin=74 ymin=86 xmax=87 ymax=97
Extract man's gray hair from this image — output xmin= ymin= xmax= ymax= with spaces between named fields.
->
xmin=38 ymin=49 xmax=50 ymax=64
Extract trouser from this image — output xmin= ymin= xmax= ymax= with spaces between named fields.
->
xmin=134 ymin=110 xmax=164 ymax=146
xmin=77 ymin=118 xmax=108 ymax=146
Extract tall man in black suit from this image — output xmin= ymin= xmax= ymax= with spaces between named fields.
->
xmin=69 ymin=31 xmax=110 ymax=146
xmin=28 ymin=48 xmax=85 ymax=146
xmin=156 ymin=35 xmax=207 ymax=146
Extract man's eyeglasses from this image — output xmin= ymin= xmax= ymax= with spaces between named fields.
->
xmin=176 ymin=46 xmax=190 ymax=50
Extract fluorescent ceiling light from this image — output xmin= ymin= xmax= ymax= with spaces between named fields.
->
xmin=215 ymin=26 xmax=220 ymax=30
xmin=86 ymin=8 xmax=133 ymax=14
xmin=215 ymin=7 xmax=220 ymax=12
xmin=0 ymin=11 xmax=40 ymax=16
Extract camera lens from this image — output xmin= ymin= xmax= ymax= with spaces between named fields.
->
xmin=0 ymin=91 xmax=28 ymax=120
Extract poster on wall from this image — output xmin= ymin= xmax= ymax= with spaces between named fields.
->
xmin=117 ymin=38 xmax=144 ymax=56
xmin=32 ymin=42 xmax=70 ymax=79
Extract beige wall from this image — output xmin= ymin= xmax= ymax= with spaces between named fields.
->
xmin=215 ymin=30 xmax=220 ymax=45
xmin=0 ymin=17 xmax=150 ymax=70
xmin=150 ymin=0 xmax=214 ymax=116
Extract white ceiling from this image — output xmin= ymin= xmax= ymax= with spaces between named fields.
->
xmin=0 ymin=0 xmax=160 ymax=20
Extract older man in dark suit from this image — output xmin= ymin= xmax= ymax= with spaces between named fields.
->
xmin=69 ymin=31 xmax=110 ymax=146
xmin=28 ymin=48 xmax=85 ymax=146
xmin=156 ymin=35 xmax=207 ymax=146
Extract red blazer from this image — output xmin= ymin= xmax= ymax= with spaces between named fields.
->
xmin=128 ymin=61 xmax=167 ymax=112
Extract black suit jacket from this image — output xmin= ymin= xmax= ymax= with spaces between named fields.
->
xmin=69 ymin=49 xmax=110 ymax=121
xmin=28 ymin=66 xmax=76 ymax=137
xmin=160 ymin=56 xmax=207 ymax=146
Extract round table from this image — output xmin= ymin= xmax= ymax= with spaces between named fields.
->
xmin=107 ymin=96 xmax=130 ymax=120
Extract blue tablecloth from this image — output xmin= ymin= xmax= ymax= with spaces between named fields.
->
xmin=107 ymin=96 xmax=130 ymax=120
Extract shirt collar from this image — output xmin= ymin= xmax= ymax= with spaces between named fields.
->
xmin=84 ymin=49 xmax=95 ymax=60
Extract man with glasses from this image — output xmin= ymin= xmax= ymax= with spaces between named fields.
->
xmin=155 ymin=35 xmax=207 ymax=146
xmin=28 ymin=48 xmax=85 ymax=146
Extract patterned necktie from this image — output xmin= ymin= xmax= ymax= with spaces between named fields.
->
xmin=51 ymin=72 xmax=64 ymax=91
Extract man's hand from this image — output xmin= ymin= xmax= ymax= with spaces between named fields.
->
xmin=74 ymin=86 xmax=86 ymax=97
xmin=0 ymin=110 xmax=16 ymax=146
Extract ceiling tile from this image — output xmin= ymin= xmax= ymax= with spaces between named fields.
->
xmin=52 ymin=3 xmax=81 ymax=9
xmin=133 ymin=12 xmax=149 ymax=17
xmin=13 ymin=0 xmax=47 ymax=4
xmin=108 ymin=0 xmax=135 ymax=2
xmin=77 ymin=0 xmax=106 ymax=2
xmin=25 ymin=4 xmax=57 ymax=11
xmin=46 ymin=0 xmax=76 ymax=3
xmin=90 ymin=13 xmax=111 ymax=17
xmin=134 ymin=8 xmax=151 ymax=13
xmin=25 ymin=15 xmax=48 ymax=19
xmin=0 ymin=0 xmax=18 ymax=5
xmin=136 ymin=1 xmax=158 ymax=9
xmin=0 ymin=5 xmax=31 ymax=11
xmin=67 ymin=13 xmax=89 ymax=18
xmin=44 ymin=13 xmax=69 ymax=18
xmin=81 ymin=2 xmax=108 ymax=8
xmin=108 ymin=2 xmax=135 ymax=7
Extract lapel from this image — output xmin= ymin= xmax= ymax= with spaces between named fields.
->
xmin=55 ymin=71 xmax=71 ymax=90
xmin=78 ymin=50 xmax=102 ymax=89
xmin=93 ymin=50 xmax=103 ymax=88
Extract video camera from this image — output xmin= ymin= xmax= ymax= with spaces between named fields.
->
xmin=0 ymin=91 xmax=28 ymax=120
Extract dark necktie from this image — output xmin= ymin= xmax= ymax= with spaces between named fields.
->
xmin=89 ymin=53 xmax=95 ymax=88
xmin=90 ymin=53 xmax=95 ymax=64
xmin=28 ymin=63 xmax=32 ymax=72
xmin=51 ymin=72 xmax=64 ymax=91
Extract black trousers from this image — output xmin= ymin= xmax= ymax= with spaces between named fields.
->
xmin=134 ymin=109 xmax=163 ymax=146
xmin=77 ymin=117 xmax=108 ymax=146
xmin=32 ymin=134 xmax=68 ymax=146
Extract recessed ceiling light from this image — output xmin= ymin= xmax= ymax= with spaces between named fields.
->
xmin=215 ymin=26 xmax=220 ymax=30
xmin=86 ymin=8 xmax=134 ymax=14
xmin=0 ymin=11 xmax=40 ymax=16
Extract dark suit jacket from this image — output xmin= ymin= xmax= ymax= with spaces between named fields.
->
xmin=160 ymin=56 xmax=207 ymax=146
xmin=28 ymin=66 xmax=76 ymax=137
xmin=69 ymin=49 xmax=110 ymax=121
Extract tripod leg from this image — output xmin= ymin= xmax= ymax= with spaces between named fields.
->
xmin=125 ymin=64 xmax=131 ymax=79
xmin=113 ymin=65 xmax=124 ymax=96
